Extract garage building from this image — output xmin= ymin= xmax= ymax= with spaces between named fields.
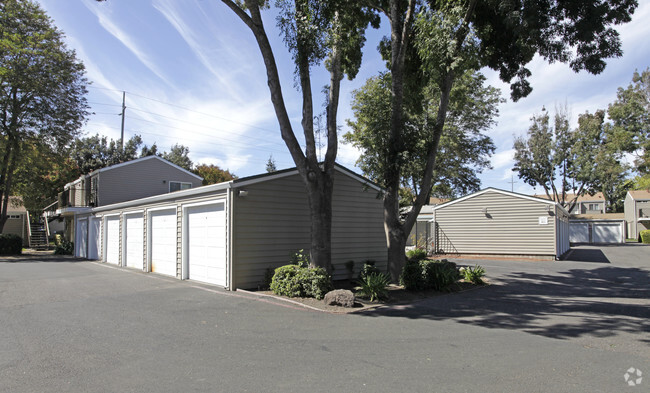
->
xmin=430 ymin=188 xmax=570 ymax=259
xmin=74 ymin=164 xmax=386 ymax=290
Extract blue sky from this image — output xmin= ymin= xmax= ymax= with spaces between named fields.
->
xmin=36 ymin=0 xmax=650 ymax=195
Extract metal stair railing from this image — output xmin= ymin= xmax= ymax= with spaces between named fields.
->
xmin=430 ymin=222 xmax=459 ymax=256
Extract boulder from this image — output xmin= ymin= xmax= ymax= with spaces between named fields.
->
xmin=323 ymin=289 xmax=355 ymax=308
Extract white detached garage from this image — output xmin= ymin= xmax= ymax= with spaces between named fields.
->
xmin=73 ymin=164 xmax=386 ymax=290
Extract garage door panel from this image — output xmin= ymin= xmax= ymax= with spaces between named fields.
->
xmin=88 ymin=218 xmax=101 ymax=260
xmin=593 ymin=223 xmax=621 ymax=244
xmin=105 ymin=217 xmax=120 ymax=264
xmin=570 ymin=223 xmax=589 ymax=243
xmin=187 ymin=203 xmax=227 ymax=287
xmin=151 ymin=209 xmax=177 ymax=277
xmin=125 ymin=214 xmax=144 ymax=269
xmin=75 ymin=220 xmax=88 ymax=258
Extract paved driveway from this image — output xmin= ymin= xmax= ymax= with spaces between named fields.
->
xmin=1 ymin=245 xmax=648 ymax=392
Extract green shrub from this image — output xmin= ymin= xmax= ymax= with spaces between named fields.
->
xmin=355 ymin=272 xmax=390 ymax=302
xmin=400 ymin=258 xmax=426 ymax=291
xmin=406 ymin=248 xmax=427 ymax=261
xmin=640 ymin=230 xmax=650 ymax=244
xmin=422 ymin=260 xmax=459 ymax=291
xmin=358 ymin=260 xmax=380 ymax=280
xmin=461 ymin=265 xmax=486 ymax=285
xmin=289 ymin=249 xmax=310 ymax=268
xmin=270 ymin=264 xmax=333 ymax=300
xmin=53 ymin=240 xmax=74 ymax=255
xmin=0 ymin=234 xmax=22 ymax=255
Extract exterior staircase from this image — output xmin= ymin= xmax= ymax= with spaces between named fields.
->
xmin=29 ymin=222 xmax=49 ymax=250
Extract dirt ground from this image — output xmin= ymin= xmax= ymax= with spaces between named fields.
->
xmin=248 ymin=280 xmax=486 ymax=314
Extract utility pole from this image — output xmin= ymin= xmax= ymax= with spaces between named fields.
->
xmin=120 ymin=91 xmax=126 ymax=150
xmin=508 ymin=175 xmax=517 ymax=192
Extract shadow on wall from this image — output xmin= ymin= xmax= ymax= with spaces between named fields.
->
xmin=356 ymin=266 xmax=650 ymax=343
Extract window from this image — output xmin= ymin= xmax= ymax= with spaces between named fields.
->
xmin=588 ymin=203 xmax=600 ymax=211
xmin=169 ymin=181 xmax=192 ymax=193
xmin=8 ymin=215 xmax=21 ymax=219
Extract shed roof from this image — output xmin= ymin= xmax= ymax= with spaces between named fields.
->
xmin=434 ymin=187 xmax=570 ymax=215
xmin=628 ymin=189 xmax=650 ymax=200
xmin=6 ymin=196 xmax=26 ymax=213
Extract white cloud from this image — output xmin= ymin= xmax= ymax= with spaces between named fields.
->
xmin=491 ymin=149 xmax=515 ymax=169
xmin=83 ymin=2 xmax=171 ymax=86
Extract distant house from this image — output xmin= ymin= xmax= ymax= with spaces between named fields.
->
xmin=624 ymin=190 xmax=650 ymax=240
xmin=1 ymin=196 xmax=29 ymax=246
xmin=534 ymin=192 xmax=606 ymax=214
xmin=408 ymin=197 xmax=450 ymax=248
xmin=430 ymin=188 xmax=570 ymax=259
xmin=56 ymin=156 xmax=203 ymax=241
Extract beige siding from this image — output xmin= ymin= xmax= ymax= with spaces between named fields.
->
xmin=624 ymin=193 xmax=635 ymax=238
xmin=2 ymin=214 xmax=27 ymax=244
xmin=97 ymin=158 xmax=202 ymax=206
xmin=636 ymin=200 xmax=650 ymax=239
xmin=434 ymin=191 xmax=557 ymax=256
xmin=232 ymin=171 xmax=386 ymax=289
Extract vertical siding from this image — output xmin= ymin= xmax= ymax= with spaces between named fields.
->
xmin=232 ymin=171 xmax=386 ymax=289
xmin=142 ymin=209 xmax=148 ymax=271
xmin=97 ymin=158 xmax=203 ymax=206
xmin=636 ymin=200 xmax=650 ymax=239
xmin=434 ymin=191 xmax=557 ymax=256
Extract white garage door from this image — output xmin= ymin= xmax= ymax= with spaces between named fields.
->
xmin=88 ymin=217 xmax=101 ymax=260
xmin=105 ymin=216 xmax=120 ymax=265
xmin=570 ymin=222 xmax=589 ymax=243
xmin=124 ymin=213 xmax=144 ymax=269
xmin=75 ymin=219 xmax=88 ymax=258
xmin=150 ymin=209 xmax=177 ymax=277
xmin=187 ymin=203 xmax=227 ymax=287
xmin=593 ymin=222 xmax=622 ymax=244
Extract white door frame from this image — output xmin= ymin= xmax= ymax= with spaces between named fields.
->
xmin=123 ymin=211 xmax=145 ymax=270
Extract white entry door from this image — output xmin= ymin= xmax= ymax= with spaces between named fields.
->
xmin=186 ymin=203 xmax=227 ymax=287
xmin=75 ymin=219 xmax=88 ymax=258
xmin=150 ymin=209 xmax=177 ymax=277
xmin=88 ymin=217 xmax=101 ymax=260
xmin=105 ymin=216 xmax=120 ymax=265
xmin=124 ymin=213 xmax=144 ymax=269
xmin=593 ymin=222 xmax=622 ymax=243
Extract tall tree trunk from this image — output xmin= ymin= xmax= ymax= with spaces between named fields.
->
xmin=306 ymin=173 xmax=334 ymax=272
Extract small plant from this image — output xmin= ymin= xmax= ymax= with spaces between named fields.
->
xmin=422 ymin=260 xmax=460 ymax=291
xmin=640 ymin=230 xmax=650 ymax=244
xmin=289 ymin=249 xmax=310 ymax=268
xmin=355 ymin=272 xmax=390 ymax=302
xmin=53 ymin=240 xmax=74 ymax=255
xmin=406 ymin=248 xmax=427 ymax=261
xmin=0 ymin=234 xmax=22 ymax=255
xmin=400 ymin=258 xmax=425 ymax=291
xmin=461 ymin=265 xmax=486 ymax=285
xmin=270 ymin=264 xmax=333 ymax=300
xmin=358 ymin=260 xmax=380 ymax=279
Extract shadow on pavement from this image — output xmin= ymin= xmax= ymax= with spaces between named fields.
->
xmin=357 ymin=265 xmax=650 ymax=342
xmin=563 ymin=248 xmax=610 ymax=263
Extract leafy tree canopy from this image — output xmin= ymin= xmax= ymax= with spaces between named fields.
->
xmin=346 ymin=70 xmax=500 ymax=204
xmin=193 ymin=164 xmax=236 ymax=185
xmin=1 ymin=0 xmax=88 ymax=229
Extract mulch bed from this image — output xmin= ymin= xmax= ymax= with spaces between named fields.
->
xmin=250 ymin=280 xmax=486 ymax=314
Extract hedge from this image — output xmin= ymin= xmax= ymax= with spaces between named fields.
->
xmin=641 ymin=230 xmax=650 ymax=244
xmin=0 ymin=234 xmax=22 ymax=255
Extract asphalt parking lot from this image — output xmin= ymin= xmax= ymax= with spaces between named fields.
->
xmin=1 ymin=244 xmax=648 ymax=392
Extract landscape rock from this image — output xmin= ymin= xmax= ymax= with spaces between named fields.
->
xmin=323 ymin=289 xmax=355 ymax=308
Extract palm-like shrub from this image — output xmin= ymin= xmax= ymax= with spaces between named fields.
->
xmin=355 ymin=272 xmax=390 ymax=302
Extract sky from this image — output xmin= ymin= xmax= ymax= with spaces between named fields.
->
xmin=35 ymin=0 xmax=650 ymax=195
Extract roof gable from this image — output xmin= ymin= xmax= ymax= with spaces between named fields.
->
xmin=434 ymin=187 xmax=569 ymax=215
xmin=92 ymin=155 xmax=202 ymax=180
xmin=628 ymin=190 xmax=650 ymax=200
